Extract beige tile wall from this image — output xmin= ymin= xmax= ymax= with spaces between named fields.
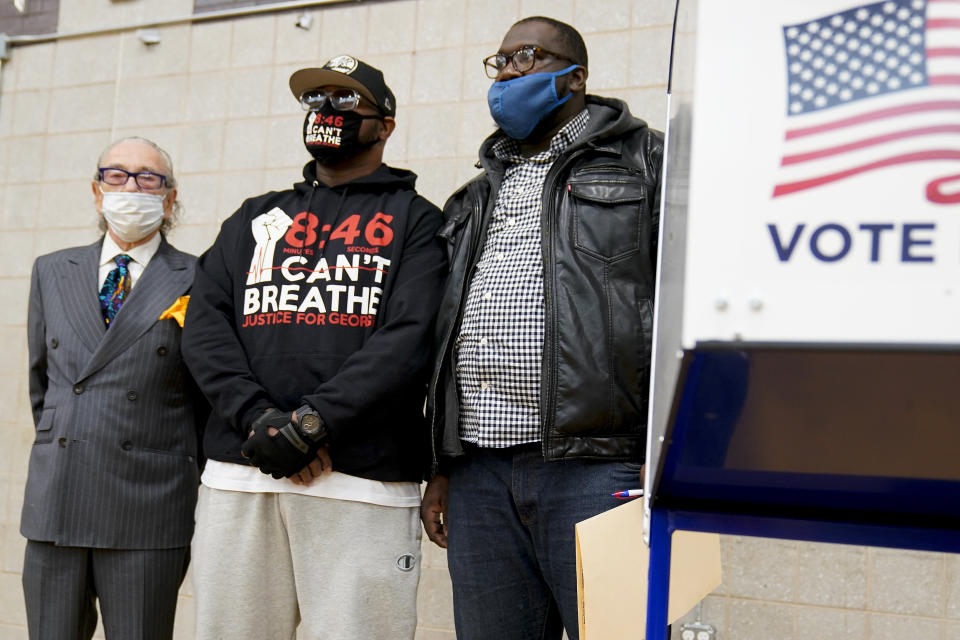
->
xmin=0 ymin=1 xmax=957 ymax=639
xmin=670 ymin=538 xmax=960 ymax=640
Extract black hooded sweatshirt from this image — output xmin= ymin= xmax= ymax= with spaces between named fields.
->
xmin=182 ymin=161 xmax=446 ymax=482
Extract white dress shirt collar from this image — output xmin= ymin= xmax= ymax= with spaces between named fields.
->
xmin=98 ymin=232 xmax=162 ymax=291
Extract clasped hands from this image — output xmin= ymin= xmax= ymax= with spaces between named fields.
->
xmin=241 ymin=408 xmax=332 ymax=484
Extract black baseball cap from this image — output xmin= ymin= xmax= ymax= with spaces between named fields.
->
xmin=289 ymin=55 xmax=396 ymax=117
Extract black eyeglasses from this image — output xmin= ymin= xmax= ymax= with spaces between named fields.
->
xmin=98 ymin=167 xmax=167 ymax=191
xmin=483 ymin=45 xmax=573 ymax=79
xmin=299 ymin=87 xmax=364 ymax=112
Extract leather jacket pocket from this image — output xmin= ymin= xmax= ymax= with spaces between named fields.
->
xmin=569 ymin=175 xmax=646 ymax=261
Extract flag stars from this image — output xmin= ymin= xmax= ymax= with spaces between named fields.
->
xmin=783 ymin=1 xmax=928 ymax=115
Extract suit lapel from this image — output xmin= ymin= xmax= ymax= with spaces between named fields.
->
xmin=79 ymin=238 xmax=193 ymax=381
xmin=53 ymin=240 xmax=107 ymax=355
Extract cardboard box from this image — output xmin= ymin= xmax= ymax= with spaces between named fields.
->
xmin=576 ymin=499 xmax=721 ymax=639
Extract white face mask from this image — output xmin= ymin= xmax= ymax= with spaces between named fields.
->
xmin=99 ymin=188 xmax=166 ymax=243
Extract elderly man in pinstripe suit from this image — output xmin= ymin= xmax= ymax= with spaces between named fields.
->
xmin=21 ymin=137 xmax=206 ymax=640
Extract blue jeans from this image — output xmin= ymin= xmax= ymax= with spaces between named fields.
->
xmin=447 ymin=443 xmax=643 ymax=640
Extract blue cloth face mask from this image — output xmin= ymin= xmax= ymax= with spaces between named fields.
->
xmin=487 ymin=64 xmax=580 ymax=140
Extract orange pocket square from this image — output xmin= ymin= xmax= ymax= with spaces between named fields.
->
xmin=159 ymin=295 xmax=190 ymax=327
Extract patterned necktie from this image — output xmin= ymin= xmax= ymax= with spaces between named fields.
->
xmin=99 ymin=254 xmax=132 ymax=328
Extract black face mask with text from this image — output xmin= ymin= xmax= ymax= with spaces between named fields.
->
xmin=303 ymin=104 xmax=383 ymax=165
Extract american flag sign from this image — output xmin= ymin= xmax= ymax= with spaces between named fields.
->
xmin=773 ymin=0 xmax=960 ymax=204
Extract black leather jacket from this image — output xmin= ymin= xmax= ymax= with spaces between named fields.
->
xmin=427 ymin=96 xmax=664 ymax=474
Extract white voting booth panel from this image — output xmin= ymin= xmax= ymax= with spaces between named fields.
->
xmin=681 ymin=0 xmax=960 ymax=346
xmin=645 ymin=0 xmax=960 ymax=511
xmin=642 ymin=9 xmax=960 ymax=639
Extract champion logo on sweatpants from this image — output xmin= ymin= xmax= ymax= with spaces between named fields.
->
xmin=396 ymin=554 xmax=416 ymax=572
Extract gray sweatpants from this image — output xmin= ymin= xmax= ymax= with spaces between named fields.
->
xmin=192 ymin=485 xmax=421 ymax=640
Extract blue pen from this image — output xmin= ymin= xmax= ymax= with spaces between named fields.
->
xmin=611 ymin=489 xmax=644 ymax=499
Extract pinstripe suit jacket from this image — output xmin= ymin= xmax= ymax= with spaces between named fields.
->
xmin=22 ymin=237 xmax=204 ymax=549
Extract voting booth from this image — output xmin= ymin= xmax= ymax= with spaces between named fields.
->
xmin=645 ymin=0 xmax=960 ymax=637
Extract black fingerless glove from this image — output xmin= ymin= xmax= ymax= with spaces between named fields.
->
xmin=241 ymin=409 xmax=320 ymax=479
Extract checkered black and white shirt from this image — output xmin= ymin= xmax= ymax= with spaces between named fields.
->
xmin=455 ymin=110 xmax=590 ymax=448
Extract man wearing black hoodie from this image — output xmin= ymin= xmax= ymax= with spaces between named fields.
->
xmin=182 ymin=56 xmax=445 ymax=640
xmin=420 ymin=18 xmax=664 ymax=640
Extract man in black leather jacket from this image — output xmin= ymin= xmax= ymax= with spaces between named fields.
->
xmin=420 ymin=16 xmax=664 ymax=640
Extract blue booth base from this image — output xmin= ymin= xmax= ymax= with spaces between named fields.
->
xmin=645 ymin=344 xmax=960 ymax=640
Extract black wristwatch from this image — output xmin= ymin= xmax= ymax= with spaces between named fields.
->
xmin=295 ymin=404 xmax=327 ymax=442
